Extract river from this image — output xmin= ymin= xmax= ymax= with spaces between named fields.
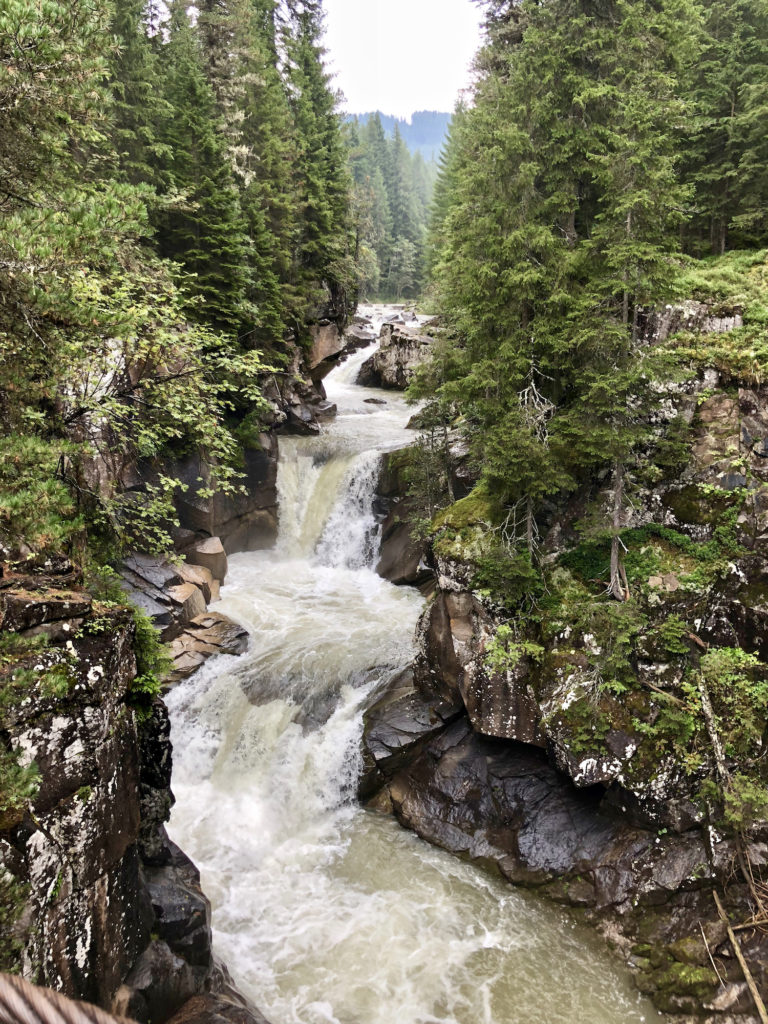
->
xmin=165 ymin=310 xmax=663 ymax=1024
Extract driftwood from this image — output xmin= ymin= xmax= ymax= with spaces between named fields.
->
xmin=713 ymin=891 xmax=768 ymax=1024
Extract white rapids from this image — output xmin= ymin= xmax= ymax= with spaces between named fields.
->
xmin=166 ymin=308 xmax=664 ymax=1024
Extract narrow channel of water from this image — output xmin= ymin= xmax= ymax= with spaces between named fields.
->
xmin=166 ymin=312 xmax=663 ymax=1024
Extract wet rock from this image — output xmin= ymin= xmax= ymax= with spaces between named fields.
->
xmin=345 ymin=323 xmax=378 ymax=352
xmin=376 ymin=505 xmax=431 ymax=587
xmin=175 ymin=564 xmax=215 ymax=605
xmin=167 ymin=614 xmax=249 ymax=684
xmin=167 ymin=583 xmax=207 ymax=628
xmin=116 ymin=940 xmax=198 ymax=1024
xmin=357 ymin=323 xmax=433 ymax=389
xmin=143 ymin=843 xmax=211 ymax=971
xmin=186 ymin=537 xmax=228 ymax=584
xmin=360 ymin=670 xmax=462 ymax=797
xmin=167 ymin=993 xmax=273 ymax=1024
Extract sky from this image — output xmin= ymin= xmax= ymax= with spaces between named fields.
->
xmin=322 ymin=0 xmax=484 ymax=120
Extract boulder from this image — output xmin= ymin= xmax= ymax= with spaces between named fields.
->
xmin=166 ymin=583 xmax=207 ymax=628
xmin=360 ymin=670 xmax=462 ymax=798
xmin=167 ymin=614 xmax=249 ymax=684
xmin=186 ymin=537 xmax=228 ymax=583
xmin=175 ymin=563 xmax=214 ymax=605
xmin=357 ymin=323 xmax=433 ymax=390
xmin=376 ymin=506 xmax=431 ymax=587
xmin=115 ymin=941 xmax=198 ymax=1024
xmin=308 ymin=322 xmax=344 ymax=370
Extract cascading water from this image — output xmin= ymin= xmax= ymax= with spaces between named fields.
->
xmin=166 ymin=309 xmax=664 ymax=1024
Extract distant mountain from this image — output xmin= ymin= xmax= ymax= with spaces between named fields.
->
xmin=350 ymin=110 xmax=452 ymax=163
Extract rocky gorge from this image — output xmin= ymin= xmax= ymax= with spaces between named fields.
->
xmin=3 ymin=301 xmax=768 ymax=1024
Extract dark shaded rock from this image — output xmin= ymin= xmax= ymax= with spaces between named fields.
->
xmin=0 ymin=588 xmax=92 ymax=632
xmin=376 ymin=506 xmax=431 ymax=587
xmin=360 ymin=670 xmax=462 ymax=797
xmin=172 ymin=441 xmax=279 ymax=554
xmin=138 ymin=700 xmax=175 ymax=865
xmin=143 ymin=843 xmax=211 ymax=971
xmin=167 ymin=993 xmax=273 ymax=1024
xmin=116 ymin=941 xmax=198 ymax=1024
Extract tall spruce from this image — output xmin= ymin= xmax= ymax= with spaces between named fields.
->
xmin=430 ymin=0 xmax=700 ymax=592
xmin=682 ymin=0 xmax=768 ymax=253
xmin=154 ymin=0 xmax=252 ymax=334
xmin=283 ymin=2 xmax=352 ymax=317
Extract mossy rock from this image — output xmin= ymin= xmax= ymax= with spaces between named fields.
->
xmin=663 ymin=484 xmax=737 ymax=527
xmin=432 ymin=483 xmax=504 ymax=533
xmin=432 ymin=483 xmax=505 ymax=564
xmin=655 ymin=961 xmax=719 ymax=998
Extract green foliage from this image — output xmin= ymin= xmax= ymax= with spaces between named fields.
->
xmin=0 ymin=747 xmax=40 ymax=829
xmin=700 ymin=647 xmax=768 ymax=761
xmin=720 ymin=774 xmax=768 ymax=832
xmin=128 ymin=607 xmax=172 ymax=713
xmin=658 ymin=615 xmax=690 ymax=655
xmin=484 ymin=624 xmax=544 ymax=674
xmin=0 ymin=437 xmax=84 ymax=556
xmin=0 ymin=868 xmax=29 ymax=973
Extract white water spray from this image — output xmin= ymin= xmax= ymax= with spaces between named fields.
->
xmin=166 ymin=311 xmax=663 ymax=1024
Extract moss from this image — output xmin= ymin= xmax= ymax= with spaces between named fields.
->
xmin=663 ymin=483 xmax=737 ymax=527
xmin=655 ymin=961 xmax=719 ymax=998
xmin=432 ymin=482 xmax=504 ymax=533
xmin=431 ymin=483 xmax=504 ymax=563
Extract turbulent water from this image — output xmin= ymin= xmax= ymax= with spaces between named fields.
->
xmin=166 ymin=309 xmax=664 ymax=1024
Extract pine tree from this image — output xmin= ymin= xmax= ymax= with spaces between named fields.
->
xmin=227 ymin=0 xmax=299 ymax=349
xmin=283 ymin=2 xmax=353 ymax=318
xmin=109 ymin=0 xmax=170 ymax=189
xmin=681 ymin=0 xmax=768 ymax=253
xmin=153 ymin=0 xmax=252 ymax=333
xmin=430 ymin=0 xmax=700 ymax=589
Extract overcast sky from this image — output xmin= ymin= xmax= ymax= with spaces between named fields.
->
xmin=322 ymin=0 xmax=484 ymax=119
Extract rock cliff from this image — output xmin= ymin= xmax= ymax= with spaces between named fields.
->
xmin=365 ymin=359 xmax=768 ymax=1019
xmin=0 ymin=557 xmax=271 ymax=1024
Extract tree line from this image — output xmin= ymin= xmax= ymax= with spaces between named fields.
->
xmin=345 ymin=114 xmax=438 ymax=301
xmin=418 ymin=0 xmax=768 ymax=601
xmin=0 ymin=0 xmax=354 ymax=559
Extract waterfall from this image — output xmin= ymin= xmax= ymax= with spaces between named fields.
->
xmin=165 ymin=318 xmax=662 ymax=1024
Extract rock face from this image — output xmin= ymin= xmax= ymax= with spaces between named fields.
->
xmin=0 ymin=562 xmax=270 ymax=1024
xmin=357 ymin=322 xmax=434 ymax=390
xmin=641 ymin=300 xmax=744 ymax=344
xmin=170 ymin=438 xmax=279 ymax=555
xmin=362 ymin=375 xmax=768 ymax=1020
xmin=374 ymin=451 xmax=432 ymax=589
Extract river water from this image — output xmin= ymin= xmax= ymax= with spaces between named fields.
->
xmin=166 ymin=314 xmax=663 ymax=1024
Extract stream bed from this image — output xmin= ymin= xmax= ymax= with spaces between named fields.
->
xmin=166 ymin=318 xmax=663 ymax=1024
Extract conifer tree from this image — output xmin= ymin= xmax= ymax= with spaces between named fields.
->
xmin=682 ymin=0 xmax=768 ymax=253
xmin=283 ymin=2 xmax=353 ymax=316
xmin=430 ymin=0 xmax=700 ymax=591
xmin=109 ymin=0 xmax=170 ymax=189
xmin=154 ymin=0 xmax=252 ymax=333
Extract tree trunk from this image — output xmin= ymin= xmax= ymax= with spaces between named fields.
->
xmin=609 ymin=460 xmax=627 ymax=601
xmin=442 ymin=424 xmax=455 ymax=503
xmin=622 ymin=209 xmax=632 ymax=327
xmin=526 ymin=496 xmax=535 ymax=558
